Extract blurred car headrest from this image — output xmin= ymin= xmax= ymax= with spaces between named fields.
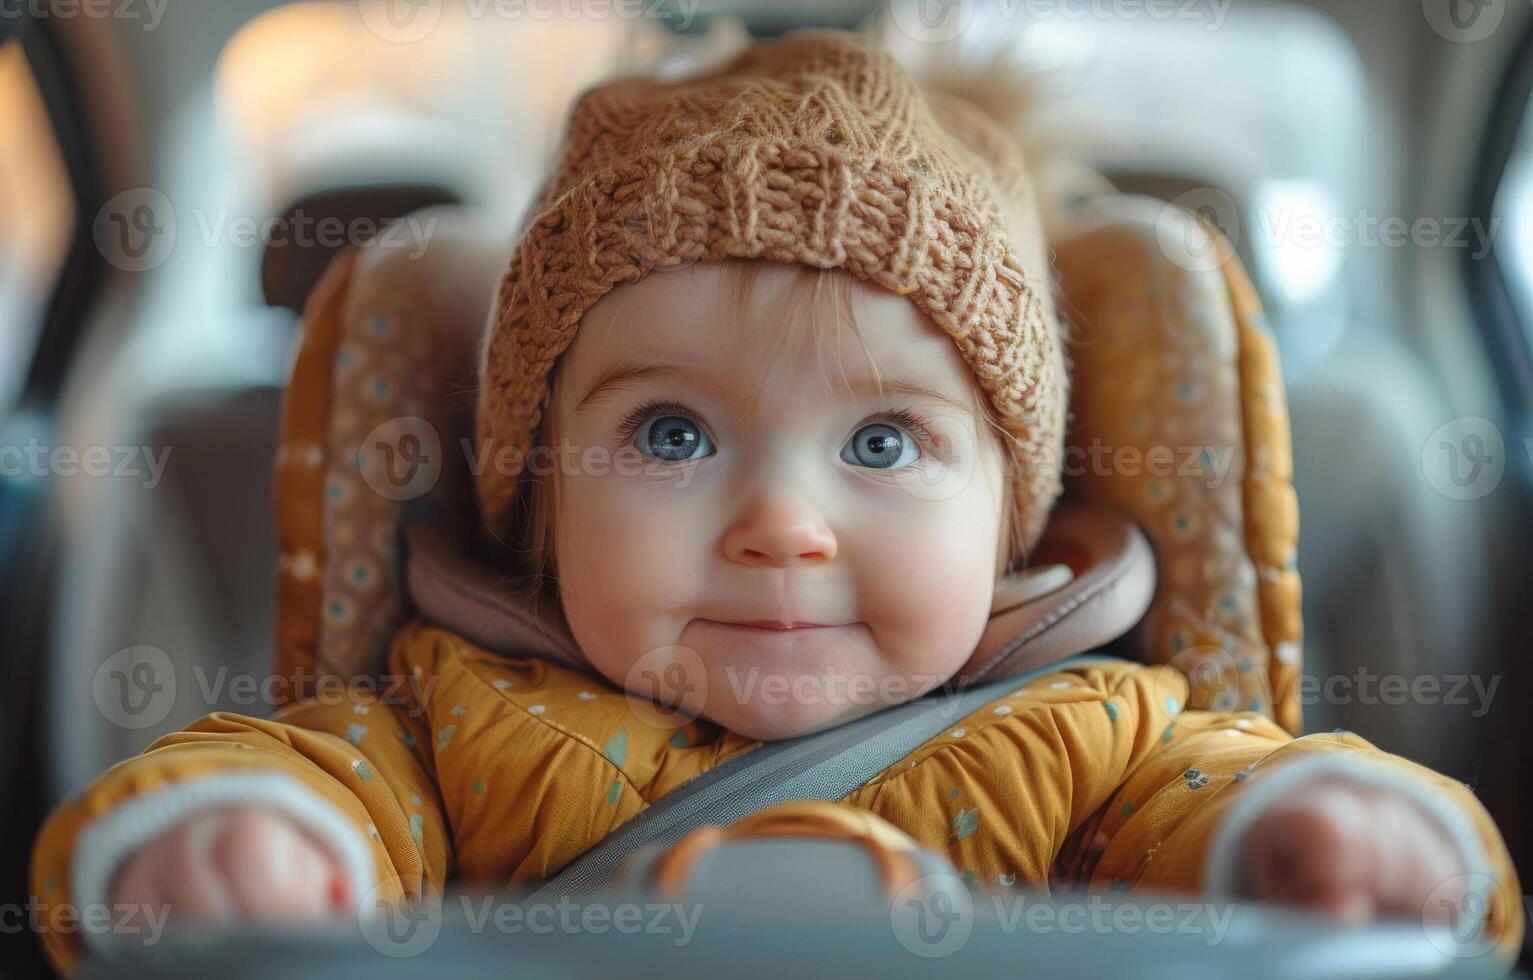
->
xmin=260 ymin=184 xmax=460 ymax=311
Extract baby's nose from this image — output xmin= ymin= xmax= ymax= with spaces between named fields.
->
xmin=722 ymin=495 xmax=837 ymax=567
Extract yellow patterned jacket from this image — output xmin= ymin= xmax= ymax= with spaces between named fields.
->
xmin=31 ymin=621 xmax=1523 ymax=973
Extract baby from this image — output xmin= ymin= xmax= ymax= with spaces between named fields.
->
xmin=31 ymin=30 xmax=1521 ymax=972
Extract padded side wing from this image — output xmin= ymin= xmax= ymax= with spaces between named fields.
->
xmin=1055 ymin=196 xmax=1302 ymax=734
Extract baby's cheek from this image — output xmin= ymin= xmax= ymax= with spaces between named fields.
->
xmin=853 ymin=497 xmax=999 ymax=677
xmin=556 ymin=475 xmax=707 ymax=672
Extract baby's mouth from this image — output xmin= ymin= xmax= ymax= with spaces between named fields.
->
xmin=706 ymin=619 xmax=835 ymax=630
xmin=686 ymin=618 xmax=866 ymax=647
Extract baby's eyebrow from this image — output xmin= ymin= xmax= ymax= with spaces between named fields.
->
xmin=841 ymin=376 xmax=975 ymax=413
xmin=574 ymin=361 xmax=976 ymax=414
xmin=575 ymin=362 xmax=700 ymax=411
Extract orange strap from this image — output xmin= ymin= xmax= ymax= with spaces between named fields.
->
xmin=647 ymin=802 xmax=925 ymax=900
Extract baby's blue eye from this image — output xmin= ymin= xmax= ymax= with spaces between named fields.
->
xmin=635 ymin=415 xmax=713 ymax=462
xmin=842 ymin=422 xmax=920 ymax=469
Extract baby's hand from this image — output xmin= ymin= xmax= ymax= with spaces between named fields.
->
xmin=111 ymin=805 xmax=349 ymax=926
xmin=1238 ymin=776 xmax=1465 ymax=925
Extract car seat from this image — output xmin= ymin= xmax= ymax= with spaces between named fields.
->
xmin=268 ymin=194 xmax=1303 ymax=738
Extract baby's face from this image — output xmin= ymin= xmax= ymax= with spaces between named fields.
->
xmin=547 ymin=261 xmax=1008 ymax=739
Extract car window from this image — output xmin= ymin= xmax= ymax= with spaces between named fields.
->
xmin=0 ymin=41 xmax=74 ymax=418
xmin=1493 ymin=93 xmax=1533 ymax=349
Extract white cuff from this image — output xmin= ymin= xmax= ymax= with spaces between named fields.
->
xmin=72 ymin=769 xmax=376 ymax=956
xmin=1202 ymin=753 xmax=1493 ymax=908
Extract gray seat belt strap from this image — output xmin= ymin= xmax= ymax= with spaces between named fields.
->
xmin=531 ymin=656 xmax=1103 ymax=901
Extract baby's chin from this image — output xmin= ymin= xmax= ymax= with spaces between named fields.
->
xmin=682 ymin=624 xmax=954 ymax=740
xmin=698 ymin=690 xmax=890 ymax=741
xmin=580 ymin=620 xmax=965 ymax=741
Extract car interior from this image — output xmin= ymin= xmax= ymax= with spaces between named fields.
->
xmin=2 ymin=0 xmax=1531 ymax=976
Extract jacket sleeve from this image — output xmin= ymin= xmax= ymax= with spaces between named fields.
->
xmin=1076 ymin=682 xmax=1525 ymax=963
xmin=29 ymin=634 xmax=451 ymax=975
xmin=842 ymin=660 xmax=1523 ymax=963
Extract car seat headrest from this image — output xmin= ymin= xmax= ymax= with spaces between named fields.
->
xmin=261 ymin=184 xmax=460 ymax=312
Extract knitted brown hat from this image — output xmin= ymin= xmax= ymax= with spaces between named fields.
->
xmin=477 ymin=30 xmax=1067 ymax=555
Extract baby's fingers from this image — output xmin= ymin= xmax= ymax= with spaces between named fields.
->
xmin=1368 ymin=791 xmax=1465 ymax=920
xmin=109 ymin=806 xmax=348 ymax=929
xmin=110 ymin=815 xmax=238 ymax=924
xmin=209 ymin=809 xmax=345 ymax=921
xmin=1241 ymin=783 xmax=1380 ymax=924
